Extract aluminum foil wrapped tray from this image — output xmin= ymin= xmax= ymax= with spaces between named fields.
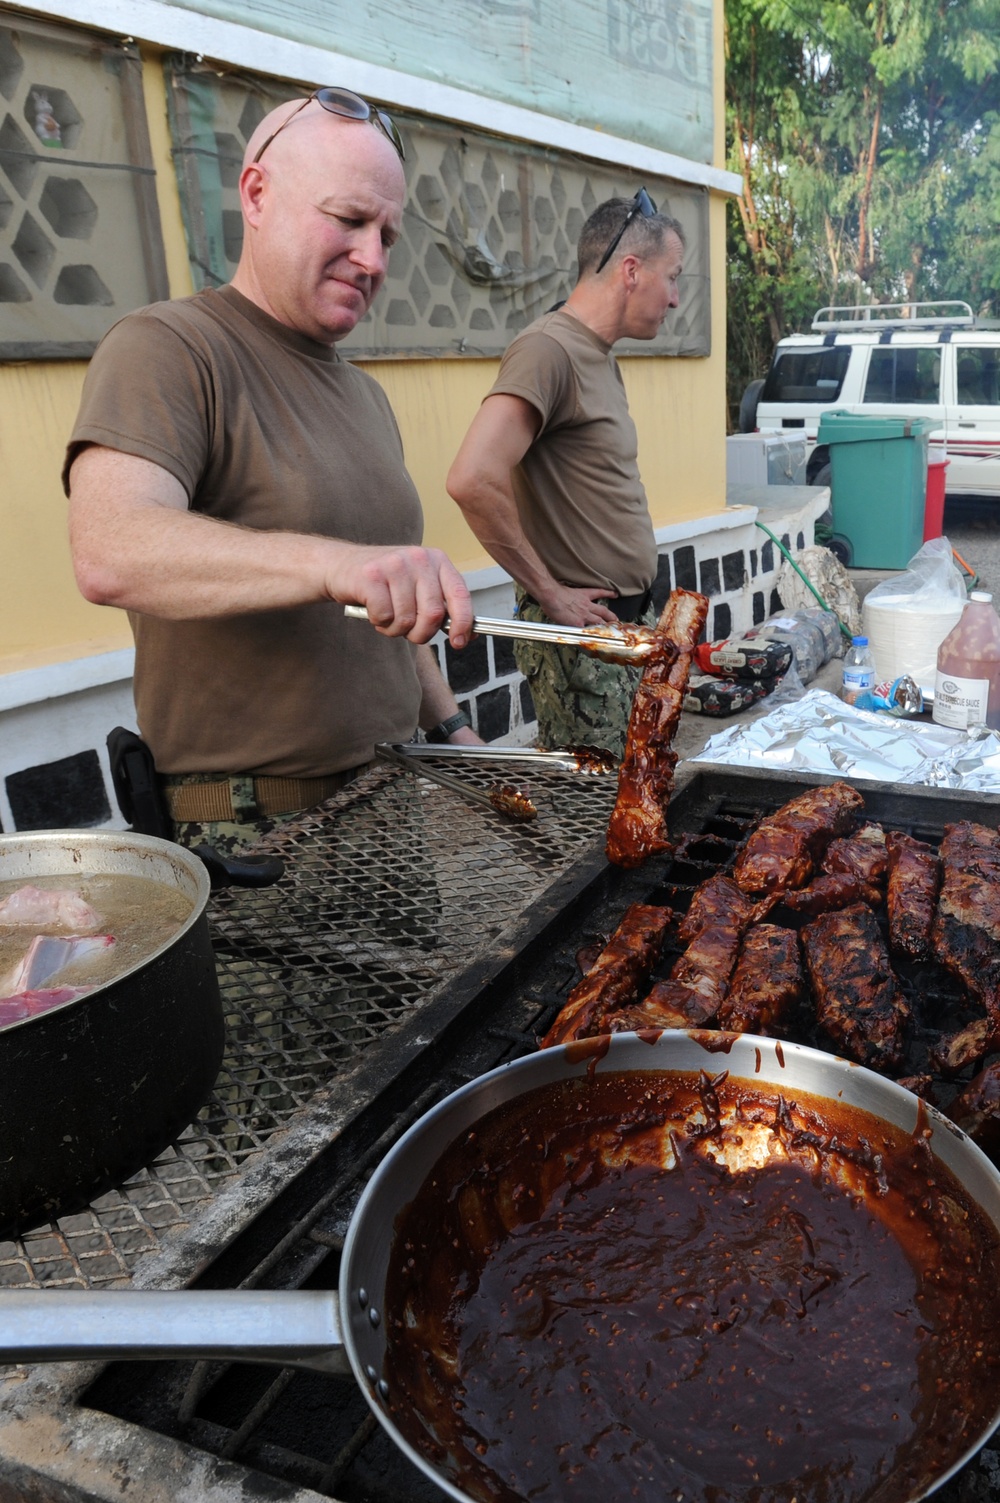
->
xmin=693 ymin=688 xmax=1000 ymax=791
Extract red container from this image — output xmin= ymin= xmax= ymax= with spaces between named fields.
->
xmin=924 ymin=457 xmax=949 ymax=540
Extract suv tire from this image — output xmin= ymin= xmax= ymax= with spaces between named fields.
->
xmin=738 ymin=378 xmax=765 ymax=434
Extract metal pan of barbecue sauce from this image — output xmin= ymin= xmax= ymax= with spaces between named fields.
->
xmin=344 ymin=1030 xmax=1000 ymax=1503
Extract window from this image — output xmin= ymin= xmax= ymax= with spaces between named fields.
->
xmin=955 ymin=347 xmax=1000 ymax=406
xmin=0 ymin=12 xmax=167 ymax=359
xmin=760 ymin=347 xmax=851 ymax=403
xmin=863 ymin=348 xmax=941 ymax=404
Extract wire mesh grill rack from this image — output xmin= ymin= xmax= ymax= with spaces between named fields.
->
xmin=0 ymin=761 xmax=618 ymax=1294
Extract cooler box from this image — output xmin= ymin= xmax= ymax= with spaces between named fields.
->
xmin=816 ymin=411 xmax=935 ymax=569
xmin=924 ymin=457 xmax=949 ymax=541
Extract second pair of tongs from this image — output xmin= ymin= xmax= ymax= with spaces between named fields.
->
xmin=376 ymin=743 xmax=538 ymax=822
xmin=344 ymin=605 xmax=659 ymax=665
xmin=389 ymin=743 xmax=617 ymax=775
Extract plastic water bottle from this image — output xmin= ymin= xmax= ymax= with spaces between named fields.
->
xmin=933 ymin=591 xmax=1000 ymax=730
xmin=842 ymin=635 xmax=876 ymax=706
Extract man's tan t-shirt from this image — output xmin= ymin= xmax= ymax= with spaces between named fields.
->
xmin=487 ymin=308 xmax=658 ymax=596
xmin=64 ymin=286 xmax=423 ymax=778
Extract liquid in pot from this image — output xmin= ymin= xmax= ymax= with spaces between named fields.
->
xmin=385 ymin=1069 xmax=1000 ymax=1503
xmin=0 ymin=872 xmax=193 ymax=993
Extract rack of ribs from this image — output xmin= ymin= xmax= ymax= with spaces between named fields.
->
xmin=931 ymin=822 xmax=1000 ymax=1041
xmin=885 ymin=831 xmax=941 ymax=961
xmin=823 ymin=825 xmax=888 ymax=894
xmin=946 ymin=1057 xmax=1000 ymax=1156
xmin=733 ymin=781 xmax=865 ymax=897
xmin=604 ymin=874 xmax=761 ymax=1032
xmin=540 ymin=904 xmax=672 ymax=1047
xmin=605 ymin=589 xmax=709 ymax=869
xmin=716 ymin=924 xmax=804 ymax=1036
xmin=801 ymin=902 xmax=910 ymax=1072
xmin=782 ymin=871 xmax=870 ymax=916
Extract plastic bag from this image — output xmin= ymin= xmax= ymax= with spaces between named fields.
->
xmin=860 ymin=536 xmax=967 ymax=690
xmin=748 ymin=609 xmax=837 ymax=684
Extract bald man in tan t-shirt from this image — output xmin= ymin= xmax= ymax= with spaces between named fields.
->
xmin=448 ymin=195 xmax=684 ymax=757
xmin=65 ymin=91 xmax=481 ymax=847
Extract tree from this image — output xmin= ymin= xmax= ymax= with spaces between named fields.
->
xmin=725 ymin=0 xmax=1000 ymax=425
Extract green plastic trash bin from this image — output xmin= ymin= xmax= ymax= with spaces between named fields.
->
xmin=816 ymin=411 xmax=935 ymax=569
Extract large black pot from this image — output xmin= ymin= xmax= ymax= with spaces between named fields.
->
xmin=0 ymin=831 xmax=243 ymax=1239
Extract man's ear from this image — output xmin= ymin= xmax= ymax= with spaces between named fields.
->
xmin=239 ymin=163 xmax=268 ymax=228
xmin=620 ymin=253 xmax=641 ymax=289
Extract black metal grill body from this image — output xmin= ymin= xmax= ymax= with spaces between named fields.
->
xmin=5 ymin=766 xmax=1000 ymax=1502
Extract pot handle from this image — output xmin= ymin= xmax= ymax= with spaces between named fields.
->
xmin=0 ymin=1289 xmax=350 ymax=1376
xmin=192 ymin=843 xmax=285 ymax=889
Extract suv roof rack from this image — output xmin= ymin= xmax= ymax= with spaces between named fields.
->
xmin=811 ymin=301 xmax=974 ymax=330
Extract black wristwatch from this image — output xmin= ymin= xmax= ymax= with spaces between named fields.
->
xmin=425 ymin=711 xmax=472 ymax=743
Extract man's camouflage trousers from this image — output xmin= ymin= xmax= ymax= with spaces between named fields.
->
xmin=513 ymin=590 xmax=655 ymax=760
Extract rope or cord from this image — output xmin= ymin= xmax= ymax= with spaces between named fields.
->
xmin=755 ymin=520 xmax=854 ymax=640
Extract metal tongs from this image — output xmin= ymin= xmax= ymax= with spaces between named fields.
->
xmin=375 ymin=743 xmax=538 ymax=822
xmin=344 ymin=605 xmax=659 ymax=665
xmin=384 ymin=743 xmax=618 ymax=775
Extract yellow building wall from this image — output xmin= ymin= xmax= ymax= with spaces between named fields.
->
xmin=0 ymin=24 xmax=729 ymax=674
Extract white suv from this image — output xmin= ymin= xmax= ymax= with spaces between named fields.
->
xmin=743 ymin=302 xmax=1000 ymax=495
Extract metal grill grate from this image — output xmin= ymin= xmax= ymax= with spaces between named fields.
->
xmin=0 ymin=761 xmax=616 ymax=1292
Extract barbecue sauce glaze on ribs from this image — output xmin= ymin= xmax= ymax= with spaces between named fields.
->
xmin=886 ymin=830 xmax=941 ymax=960
xmin=932 ymin=822 xmax=1000 ymax=1041
xmin=716 ymin=923 xmax=804 ymax=1036
xmin=733 ymin=781 xmax=864 ymax=896
xmin=549 ymin=785 xmax=1000 ymax=1127
xmin=605 ymin=588 xmax=708 ymax=869
xmin=385 ymin=1071 xmax=1000 ymax=1503
xmin=539 ymin=904 xmax=671 ymax=1048
xmin=801 ymin=902 xmax=910 ymax=1072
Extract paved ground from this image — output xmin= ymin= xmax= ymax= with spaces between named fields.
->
xmin=944 ymin=494 xmax=1000 ymax=596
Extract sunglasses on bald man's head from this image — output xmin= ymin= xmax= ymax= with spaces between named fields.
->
xmin=252 ymin=86 xmax=405 ymax=165
xmin=596 ymin=187 xmax=658 ymax=273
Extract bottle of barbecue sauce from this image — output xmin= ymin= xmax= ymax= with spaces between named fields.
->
xmin=933 ymin=590 xmax=1000 ymax=731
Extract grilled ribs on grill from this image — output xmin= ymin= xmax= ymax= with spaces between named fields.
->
xmin=605 ymin=589 xmax=709 ymax=869
xmin=823 ymin=825 xmax=888 ymax=889
xmin=716 ymin=925 xmax=803 ymax=1036
xmin=614 ymin=873 xmax=762 ymax=1031
xmin=540 ymin=904 xmax=671 ymax=1048
xmin=733 ymin=782 xmax=865 ymax=896
xmin=801 ymin=902 xmax=910 ymax=1072
xmin=885 ymin=832 xmax=941 ymax=961
xmin=676 ymin=874 xmax=757 ymax=943
xmin=947 ymin=1058 xmax=1000 ymax=1156
xmin=931 ymin=1017 xmax=990 ymax=1077
xmin=783 ymin=871 xmax=870 ymax=916
xmin=784 ymin=825 xmax=889 ymax=911
xmin=931 ymin=823 xmax=1000 ymax=1039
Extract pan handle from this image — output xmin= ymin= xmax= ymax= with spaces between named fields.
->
xmin=192 ymin=843 xmax=285 ymax=890
xmin=0 ymin=1289 xmax=351 ymax=1376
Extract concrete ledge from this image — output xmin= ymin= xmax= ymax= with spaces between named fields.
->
xmin=0 ymin=649 xmax=135 ymax=714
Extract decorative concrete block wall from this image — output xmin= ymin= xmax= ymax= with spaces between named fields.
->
xmin=0 ymin=493 xmax=828 ymax=831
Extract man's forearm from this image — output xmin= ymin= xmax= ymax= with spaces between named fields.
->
xmin=449 ymin=477 xmax=562 ymax=602
xmin=68 ymin=446 xmax=473 ymax=647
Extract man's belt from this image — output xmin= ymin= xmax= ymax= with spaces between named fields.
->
xmin=164 ymin=771 xmax=358 ymax=823
xmin=607 ymin=589 xmax=654 ymax=623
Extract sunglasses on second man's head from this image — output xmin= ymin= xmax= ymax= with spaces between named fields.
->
xmin=252 ymin=86 xmax=406 ymax=165
xmin=596 ymin=187 xmax=658 ymax=274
